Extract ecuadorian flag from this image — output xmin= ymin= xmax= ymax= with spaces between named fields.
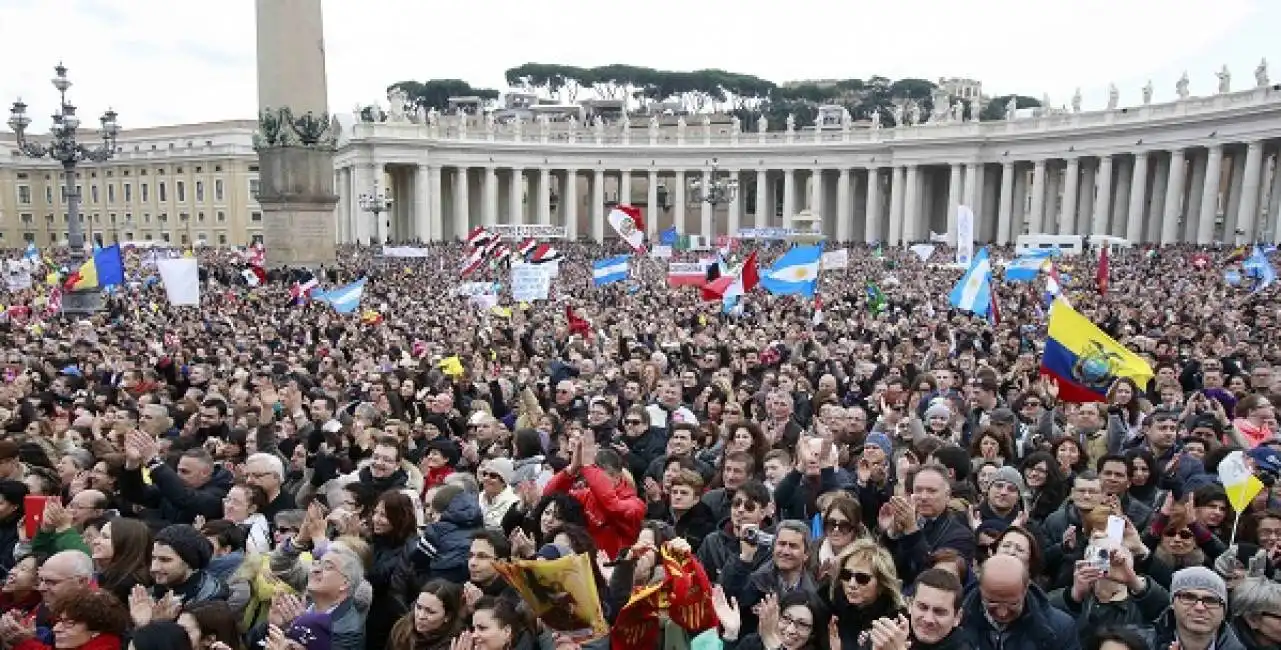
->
xmin=1041 ymin=298 xmax=1153 ymax=403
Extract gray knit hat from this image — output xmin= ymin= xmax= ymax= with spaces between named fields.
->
xmin=1171 ymin=566 xmax=1228 ymax=605
xmin=991 ymin=466 xmax=1027 ymax=495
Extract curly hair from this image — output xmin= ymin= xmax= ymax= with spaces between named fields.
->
xmin=54 ymin=587 xmax=130 ymax=638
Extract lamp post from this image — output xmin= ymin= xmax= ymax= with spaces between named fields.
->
xmin=358 ymin=185 xmax=393 ymax=245
xmin=687 ymin=157 xmax=739 ymax=209
xmin=8 ymin=63 xmax=120 ymax=315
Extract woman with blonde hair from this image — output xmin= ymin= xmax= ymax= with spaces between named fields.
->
xmin=821 ymin=538 xmax=906 ymax=650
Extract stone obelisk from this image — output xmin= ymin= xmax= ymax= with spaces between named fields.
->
xmin=254 ymin=0 xmax=337 ymax=266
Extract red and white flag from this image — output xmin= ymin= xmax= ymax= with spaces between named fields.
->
xmin=812 ymin=295 xmax=825 ymax=326
xmin=45 ymin=286 xmax=62 ymax=317
xmin=466 ymin=226 xmax=496 ymax=249
xmin=607 ymin=205 xmax=647 ymax=252
xmin=516 ymin=238 xmax=538 ymax=259
xmin=529 ymin=244 xmax=563 ymax=264
xmin=701 ymin=251 xmax=760 ymax=301
xmin=461 ymin=246 xmax=487 ymax=277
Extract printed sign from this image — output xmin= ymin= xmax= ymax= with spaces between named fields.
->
xmin=511 ymin=265 xmax=551 ymax=301
xmin=490 ymin=225 xmax=567 ymax=239
xmin=820 ymin=249 xmax=848 ymax=270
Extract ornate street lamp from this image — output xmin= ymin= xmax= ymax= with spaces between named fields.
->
xmin=8 ymin=63 xmax=120 ymax=315
xmin=358 ymin=186 xmax=393 ymax=245
xmin=687 ymin=157 xmax=739 ymax=209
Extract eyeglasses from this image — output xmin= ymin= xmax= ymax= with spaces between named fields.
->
xmin=824 ymin=519 xmax=855 ymax=534
xmin=480 ymin=471 xmax=503 ymax=481
xmin=779 ymin=614 xmax=813 ymax=632
xmin=731 ymin=498 xmax=760 ymax=512
xmin=1175 ymin=592 xmax=1225 ymax=610
xmin=276 ymin=527 xmax=299 ymax=535
xmin=1164 ymin=528 xmax=1195 ymax=540
xmin=625 ymin=419 xmax=643 ymax=426
xmin=839 ymin=569 xmax=874 ymax=586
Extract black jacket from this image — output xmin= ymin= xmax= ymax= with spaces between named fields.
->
xmin=884 ymin=510 xmax=976 ymax=585
xmin=150 ymin=569 xmax=230 ymax=607
xmin=119 ymin=462 xmax=233 ymax=526
xmin=620 ymin=426 xmax=667 ymax=481
xmin=959 ymin=582 xmax=1079 ymax=650
xmin=696 ymin=518 xmax=771 ymax=583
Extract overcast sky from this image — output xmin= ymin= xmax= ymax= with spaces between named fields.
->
xmin=0 ymin=0 xmax=1275 ymax=130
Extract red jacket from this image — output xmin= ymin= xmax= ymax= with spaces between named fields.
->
xmin=18 ymin=633 xmax=120 ymax=650
xmin=544 ymin=466 xmax=645 ymax=558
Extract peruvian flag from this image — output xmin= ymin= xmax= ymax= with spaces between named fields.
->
xmin=460 ymin=246 xmax=488 ymax=277
xmin=1096 ymin=246 xmax=1109 ymax=295
xmin=45 ymin=286 xmax=63 ymax=317
xmin=248 ymin=243 xmax=265 ymax=267
xmin=289 ymin=272 xmax=318 ymax=304
xmin=812 ymin=295 xmax=824 ymax=325
xmin=466 ymin=226 xmax=496 ymax=249
xmin=241 ymin=266 xmax=267 ymax=287
xmin=529 ymin=244 xmax=563 ymax=264
xmin=607 ymin=205 xmax=647 ymax=252
xmin=701 ymin=251 xmax=759 ymax=301
xmin=516 ymin=238 xmax=538 ymax=260
xmin=1044 ymin=260 xmax=1069 ymax=306
xmin=566 ymin=305 xmax=591 ymax=338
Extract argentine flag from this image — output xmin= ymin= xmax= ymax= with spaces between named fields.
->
xmin=317 ymin=278 xmax=367 ymax=314
xmin=1004 ymin=250 xmax=1054 ymax=282
xmin=949 ymin=247 xmax=993 ymax=318
xmin=760 ymin=245 xmax=822 ymax=297
xmin=23 ymin=243 xmax=38 ymax=263
xmin=592 ymin=255 xmax=630 ymax=286
xmin=1245 ymin=245 xmax=1276 ymax=292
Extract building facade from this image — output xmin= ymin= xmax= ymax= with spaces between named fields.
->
xmin=0 ymin=120 xmax=262 ymax=248
xmin=334 ymin=80 xmax=1281 ymax=246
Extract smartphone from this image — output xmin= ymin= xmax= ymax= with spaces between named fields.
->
xmin=23 ymin=496 xmax=51 ymax=539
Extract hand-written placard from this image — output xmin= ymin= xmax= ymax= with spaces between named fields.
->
xmin=510 ymin=265 xmax=551 ymax=301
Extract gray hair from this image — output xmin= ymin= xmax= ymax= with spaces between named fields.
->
xmin=1233 ymin=577 xmax=1281 ymax=619
xmin=327 ymin=547 xmax=365 ymax=596
xmin=246 ymin=452 xmax=285 ymax=481
xmin=51 ymin=550 xmax=95 ymax=578
xmin=444 ymin=472 xmax=479 ymax=494
xmin=776 ymin=519 xmax=812 ymax=550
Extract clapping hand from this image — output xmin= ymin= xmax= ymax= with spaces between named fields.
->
xmin=756 ymin=593 xmax=783 ymax=650
xmin=41 ymin=499 xmax=72 ymax=533
xmin=265 ymin=624 xmax=288 ymax=650
xmin=129 ymin=585 xmax=157 ymax=627
xmin=710 ymin=586 xmax=741 ymax=639
xmin=868 ymin=615 xmax=910 ymax=650
xmin=450 ymin=631 xmax=476 ymax=650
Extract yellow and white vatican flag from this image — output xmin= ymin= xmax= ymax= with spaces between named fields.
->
xmin=1219 ymin=450 xmax=1265 ymax=545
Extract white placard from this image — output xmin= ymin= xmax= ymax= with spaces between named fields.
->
xmin=490 ymin=225 xmax=566 ymax=239
xmin=382 ymin=246 xmax=432 ymax=258
xmin=510 ymin=265 xmax=551 ymax=301
xmin=956 ymin=205 xmax=975 ymax=266
xmin=650 ymin=245 xmax=673 ymax=259
xmin=820 ymin=249 xmax=848 ymax=270
xmin=452 ymin=282 xmax=497 ymax=296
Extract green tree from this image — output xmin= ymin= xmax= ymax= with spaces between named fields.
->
xmin=979 ymin=94 xmax=1042 ymax=121
xmin=389 ymin=79 xmax=499 ymax=111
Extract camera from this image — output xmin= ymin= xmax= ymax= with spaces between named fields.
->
xmin=742 ymin=526 xmax=775 ymax=547
xmin=1091 ymin=547 xmax=1110 ymax=572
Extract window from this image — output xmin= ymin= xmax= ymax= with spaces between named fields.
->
xmin=91 ymin=185 xmax=99 ymax=204
xmin=176 ymin=181 xmax=185 ymax=202
xmin=75 ymin=185 xmax=82 ymax=200
xmin=159 ymin=213 xmax=168 ymax=223
xmin=180 ymin=234 xmax=189 ymax=245
xmin=17 ymin=186 xmax=31 ymax=204
xmin=250 ymin=211 xmax=262 ymax=222
xmin=156 ymin=168 xmax=165 ymax=175
xmin=124 ymin=183 xmax=132 ymax=202
xmin=61 ymin=186 xmax=68 ymax=201
xmin=251 ymin=234 xmax=263 ymax=245
xmin=45 ymin=187 xmax=53 ymax=203
xmin=216 ymin=211 xmax=226 ymax=222
xmin=109 ymin=213 xmax=117 ymax=224
xmin=248 ymin=165 xmax=259 ymax=172
xmin=140 ymin=169 xmax=146 ymax=176
xmin=215 ymin=179 xmax=224 ymax=201
xmin=159 ymin=182 xmax=167 ymax=202
xmin=218 ymin=233 xmax=227 ymax=245
xmin=162 ymin=233 xmax=170 ymax=243
xmin=195 ymin=166 xmax=202 ymax=173
xmin=19 ymin=213 xmax=33 ymax=225
xmin=196 ymin=232 xmax=206 ymax=244
xmin=197 ymin=211 xmax=205 ymax=222
xmin=125 ymin=213 xmax=133 ymax=223
xmin=15 ymin=172 xmax=28 ymax=180
xmin=141 ymin=183 xmax=149 ymax=202
xmin=195 ymin=181 xmax=204 ymax=202
xmin=107 ymin=185 xmax=116 ymax=203
xmin=23 ymin=233 xmax=34 ymax=243
xmin=249 ymin=179 xmax=260 ymax=199
xmin=176 ymin=167 xmax=183 ymax=174
xmin=144 ymin=213 xmax=151 ymax=224
xmin=214 ymin=165 xmax=222 ymax=172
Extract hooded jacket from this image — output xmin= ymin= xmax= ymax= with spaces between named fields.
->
xmin=543 ymin=465 xmax=645 ymax=558
xmin=391 ymin=490 xmax=483 ymax=610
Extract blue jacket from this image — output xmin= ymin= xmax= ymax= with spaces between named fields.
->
xmin=391 ymin=490 xmax=483 ymax=610
xmin=960 ymin=582 xmax=1079 ymax=650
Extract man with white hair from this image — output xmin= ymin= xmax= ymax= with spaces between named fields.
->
xmin=244 ymin=452 xmax=295 ymax=522
xmin=1231 ymin=577 xmax=1281 ymax=649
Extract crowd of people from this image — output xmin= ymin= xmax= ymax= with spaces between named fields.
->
xmin=0 ymin=237 xmax=1277 ymax=650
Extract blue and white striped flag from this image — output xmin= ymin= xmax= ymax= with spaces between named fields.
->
xmin=316 ymin=278 xmax=366 ymax=314
xmin=592 ymin=255 xmax=629 ymax=286
xmin=948 ymin=247 xmax=993 ymax=318
xmin=1004 ymin=250 xmax=1055 ymax=282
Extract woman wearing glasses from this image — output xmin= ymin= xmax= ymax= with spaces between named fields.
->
xmin=813 ymin=497 xmax=864 ymax=572
xmin=16 ymin=586 xmax=129 ymax=650
xmin=820 ymin=539 xmax=906 ymax=650
xmin=713 ymin=588 xmax=829 ymax=650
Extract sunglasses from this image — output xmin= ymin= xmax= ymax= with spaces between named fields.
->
xmin=1164 ymin=528 xmax=1195 ymax=540
xmin=824 ymin=519 xmax=855 ymax=534
xmin=625 ymin=419 xmax=643 ymax=426
xmin=731 ymin=498 xmax=760 ymax=512
xmin=839 ymin=569 xmax=874 ymax=586
xmin=480 ymin=471 xmax=503 ymax=481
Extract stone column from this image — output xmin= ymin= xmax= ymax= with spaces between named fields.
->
xmin=1197 ymin=145 xmax=1223 ymax=243
xmin=997 ymin=162 xmax=1014 ymax=244
xmin=888 ymin=166 xmax=906 ymax=245
xmin=673 ymin=170 xmax=686 ymax=236
xmin=351 ymin=163 xmax=371 ymax=245
xmin=334 ymin=168 xmax=349 ymax=243
xmin=452 ymin=167 xmax=470 ymax=239
xmin=947 ymin=164 xmax=963 ymax=245
xmin=1238 ymin=142 xmax=1265 ymax=242
xmin=1224 ymin=150 xmax=1248 ymax=242
xmin=1110 ymin=157 xmax=1132 ymax=237
xmin=592 ymin=169 xmax=606 ymax=242
xmin=728 ymin=170 xmax=743 ymax=236
xmin=508 ymin=169 xmax=524 ymax=225
xmin=414 ymin=164 xmax=432 ymax=241
xmin=1044 ymin=165 xmax=1060 ymax=233
xmin=428 ymin=166 xmax=443 ymax=241
xmin=903 ymin=165 xmax=920 ymax=243
xmin=1077 ymin=163 xmax=1096 ymax=235
xmin=865 ymin=167 xmax=882 ymax=242
xmin=1147 ymin=155 xmax=1169 ymax=243
xmin=1028 ymin=160 xmax=1047 ymax=234
xmin=646 ymin=170 xmax=660 ymax=237
xmin=701 ymin=170 xmax=714 ymax=239
xmin=1093 ymin=156 xmax=1113 ymax=236
xmin=809 ymin=168 xmax=824 ymax=213
xmin=836 ymin=168 xmax=851 ymax=242
xmin=620 ymin=170 xmax=633 ymax=207
xmin=564 ymin=169 xmax=579 ymax=239
xmin=1185 ymin=152 xmax=1208 ymax=242
xmin=1268 ymin=153 xmax=1281 ymax=243
xmin=755 ymin=170 xmax=769 ymax=228
xmin=537 ymin=167 xmax=552 ymax=225
xmin=782 ymin=169 xmax=797 ymax=230
xmin=1061 ymin=158 xmax=1080 ymax=235
xmin=1126 ymin=152 xmax=1150 ymax=241
xmin=483 ymin=166 xmax=498 ymax=227
xmin=254 ymin=0 xmax=336 ymax=265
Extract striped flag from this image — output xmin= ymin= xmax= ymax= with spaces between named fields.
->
xmin=466 ymin=226 xmax=496 ymax=249
xmin=516 ymin=238 xmax=538 ymax=260
xmin=529 ymin=244 xmax=563 ymax=264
